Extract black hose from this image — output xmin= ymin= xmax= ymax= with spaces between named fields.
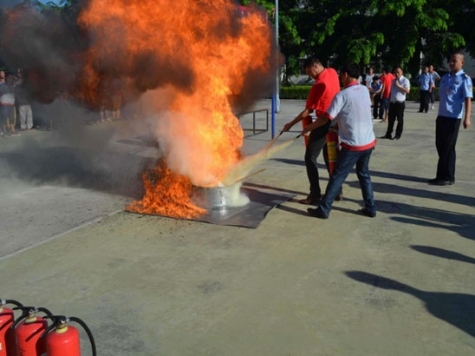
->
xmin=69 ymin=316 xmax=97 ymax=356
xmin=3 ymin=299 xmax=23 ymax=308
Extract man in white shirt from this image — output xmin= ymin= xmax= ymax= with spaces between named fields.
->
xmin=381 ymin=67 xmax=410 ymax=140
xmin=301 ymin=63 xmax=377 ymax=219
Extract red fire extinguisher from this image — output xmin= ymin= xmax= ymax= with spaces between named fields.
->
xmin=41 ymin=315 xmax=96 ymax=356
xmin=0 ymin=299 xmax=23 ymax=356
xmin=326 ymin=128 xmax=339 ymax=174
xmin=11 ymin=307 xmax=53 ymax=356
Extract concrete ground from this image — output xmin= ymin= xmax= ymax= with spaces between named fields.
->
xmin=1 ymin=99 xmax=474 ymax=356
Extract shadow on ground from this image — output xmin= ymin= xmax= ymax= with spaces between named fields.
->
xmin=411 ymin=245 xmax=475 ymax=265
xmin=345 ymin=271 xmax=475 ymax=337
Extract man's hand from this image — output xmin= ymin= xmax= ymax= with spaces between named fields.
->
xmin=282 ymin=122 xmax=293 ymax=132
xmin=300 ymin=125 xmax=312 ymax=137
xmin=463 ymin=117 xmax=471 ymax=129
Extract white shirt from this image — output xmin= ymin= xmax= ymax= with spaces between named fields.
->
xmin=326 ymin=82 xmax=376 ymax=151
xmin=389 ymin=76 xmax=410 ymax=102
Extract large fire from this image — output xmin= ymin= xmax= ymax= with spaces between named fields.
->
xmin=1 ymin=0 xmax=278 ymax=219
xmin=76 ymin=0 xmax=277 ymax=218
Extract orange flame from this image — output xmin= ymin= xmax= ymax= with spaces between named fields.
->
xmin=127 ymin=161 xmax=206 ymax=219
xmin=79 ymin=0 xmax=277 ymax=218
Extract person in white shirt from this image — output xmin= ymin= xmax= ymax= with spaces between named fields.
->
xmin=301 ymin=62 xmax=377 ymax=219
xmin=381 ymin=67 xmax=410 ymax=140
xmin=0 ymin=73 xmax=19 ymax=136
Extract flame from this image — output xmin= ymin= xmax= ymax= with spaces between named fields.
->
xmin=127 ymin=160 xmax=206 ymax=219
xmin=78 ymin=0 xmax=277 ymax=218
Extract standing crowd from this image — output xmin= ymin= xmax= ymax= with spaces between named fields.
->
xmin=0 ymin=70 xmax=33 ymax=137
xmin=283 ymin=51 xmax=472 ymax=220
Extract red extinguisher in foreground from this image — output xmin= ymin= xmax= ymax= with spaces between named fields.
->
xmin=0 ymin=299 xmax=23 ymax=356
xmin=11 ymin=306 xmax=53 ymax=356
xmin=41 ymin=315 xmax=96 ymax=356
xmin=326 ymin=127 xmax=339 ymax=174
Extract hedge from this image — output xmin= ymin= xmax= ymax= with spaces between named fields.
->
xmin=280 ymin=86 xmax=443 ymax=102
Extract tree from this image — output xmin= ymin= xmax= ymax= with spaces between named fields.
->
xmin=240 ymin=0 xmax=475 ymax=81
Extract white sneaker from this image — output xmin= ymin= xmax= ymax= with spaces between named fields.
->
xmin=431 ymin=104 xmax=435 ymax=110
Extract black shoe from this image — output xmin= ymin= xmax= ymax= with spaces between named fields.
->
xmin=299 ymin=195 xmax=321 ymax=205
xmin=307 ymin=207 xmax=328 ymax=219
xmin=417 ymin=110 xmax=423 ymax=113
xmin=394 ymin=136 xmax=401 ymax=140
xmin=359 ymin=208 xmax=376 ymax=218
xmin=380 ymin=135 xmax=392 ymax=139
xmin=428 ymin=178 xmax=454 ymax=186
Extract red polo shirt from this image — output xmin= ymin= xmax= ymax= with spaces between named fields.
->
xmin=306 ymin=68 xmax=340 ymax=116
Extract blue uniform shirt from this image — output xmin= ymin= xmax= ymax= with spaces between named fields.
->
xmin=370 ymin=81 xmax=382 ymax=93
xmin=418 ymin=73 xmax=433 ymax=91
xmin=438 ymin=70 xmax=473 ymax=119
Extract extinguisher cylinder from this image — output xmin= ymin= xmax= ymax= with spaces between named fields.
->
xmin=15 ymin=317 xmax=48 ymax=356
xmin=46 ymin=325 xmax=80 ymax=356
xmin=0 ymin=308 xmax=15 ymax=356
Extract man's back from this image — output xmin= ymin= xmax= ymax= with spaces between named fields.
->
xmin=381 ymin=73 xmax=395 ymax=98
xmin=306 ymin=67 xmax=340 ymax=117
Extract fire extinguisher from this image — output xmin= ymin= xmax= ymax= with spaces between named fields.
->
xmin=11 ymin=306 xmax=53 ymax=356
xmin=0 ymin=299 xmax=23 ymax=356
xmin=41 ymin=315 xmax=96 ymax=356
xmin=326 ymin=128 xmax=339 ymax=174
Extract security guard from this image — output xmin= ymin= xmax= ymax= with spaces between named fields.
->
xmin=429 ymin=52 xmax=472 ymax=186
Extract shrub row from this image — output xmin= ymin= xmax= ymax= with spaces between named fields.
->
xmin=280 ymin=86 xmax=441 ymax=102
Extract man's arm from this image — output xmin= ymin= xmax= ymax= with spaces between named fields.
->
xmin=300 ymin=114 xmax=329 ymax=136
xmin=282 ymin=107 xmax=312 ymax=132
xmin=463 ymin=97 xmax=471 ymax=129
xmin=396 ymin=79 xmax=410 ymax=93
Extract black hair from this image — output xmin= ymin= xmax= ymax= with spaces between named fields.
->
xmin=372 ymin=75 xmax=379 ymax=81
xmin=339 ymin=63 xmax=360 ymax=79
xmin=304 ymin=57 xmax=323 ymax=69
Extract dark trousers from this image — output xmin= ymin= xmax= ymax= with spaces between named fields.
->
xmin=435 ymin=116 xmax=461 ymax=182
xmin=319 ymin=147 xmax=376 ymax=217
xmin=386 ymin=101 xmax=405 ymax=138
xmin=430 ymin=91 xmax=435 ymax=104
xmin=305 ymin=124 xmax=329 ymax=199
xmin=373 ymin=94 xmax=382 ymax=119
xmin=419 ymin=90 xmax=430 ymax=112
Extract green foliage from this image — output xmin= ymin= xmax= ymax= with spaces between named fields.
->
xmin=38 ymin=0 xmax=475 ymax=80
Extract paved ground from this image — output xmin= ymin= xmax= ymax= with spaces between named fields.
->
xmin=1 ymin=99 xmax=474 ymax=356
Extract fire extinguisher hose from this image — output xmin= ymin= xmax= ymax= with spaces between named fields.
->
xmin=1 ymin=299 xmax=23 ymax=308
xmin=69 ymin=316 xmax=97 ymax=356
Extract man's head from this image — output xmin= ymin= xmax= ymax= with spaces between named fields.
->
xmin=449 ymin=52 xmax=464 ymax=74
xmin=429 ymin=65 xmax=435 ymax=73
xmin=394 ymin=67 xmax=403 ymax=78
xmin=367 ymin=67 xmax=374 ymax=75
xmin=304 ymin=57 xmax=324 ymax=79
xmin=0 ymin=71 xmax=5 ymax=80
xmin=5 ymin=73 xmax=14 ymax=85
xmin=339 ymin=63 xmax=360 ymax=86
xmin=423 ymin=66 xmax=429 ymax=74
xmin=382 ymin=67 xmax=391 ymax=75
xmin=372 ymin=75 xmax=379 ymax=82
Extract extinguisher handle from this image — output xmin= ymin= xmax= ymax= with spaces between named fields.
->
xmin=11 ymin=306 xmax=54 ymax=329
xmin=1 ymin=299 xmax=23 ymax=308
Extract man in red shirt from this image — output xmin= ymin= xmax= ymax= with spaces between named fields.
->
xmin=380 ymin=67 xmax=395 ymax=122
xmin=283 ymin=57 xmax=340 ymax=204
